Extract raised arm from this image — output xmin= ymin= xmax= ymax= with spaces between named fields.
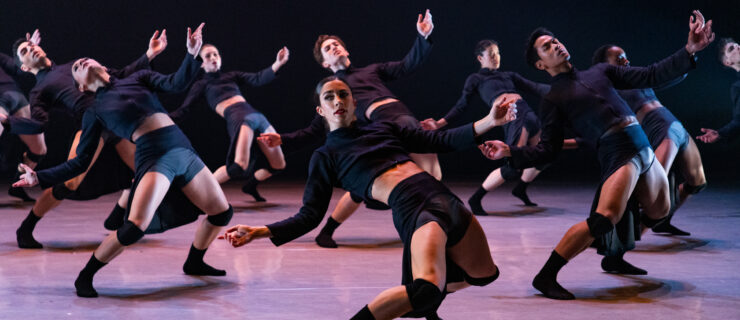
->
xmin=15 ymin=110 xmax=103 ymax=188
xmin=140 ymin=23 xmax=204 ymax=93
xmin=168 ymin=79 xmax=206 ymax=121
xmin=707 ymin=83 xmax=740 ymax=142
xmin=376 ymin=10 xmax=434 ymax=81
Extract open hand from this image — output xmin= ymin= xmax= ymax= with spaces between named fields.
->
xmin=696 ymin=128 xmax=720 ymax=143
xmin=491 ymin=97 xmax=517 ymax=126
xmin=12 ymin=163 xmax=38 ymax=188
xmin=187 ymin=23 xmax=205 ymax=56
xmin=685 ymin=10 xmax=715 ymax=54
xmin=478 ymin=140 xmax=510 ymax=160
xmin=257 ymin=132 xmax=282 ymax=147
xmin=26 ymin=29 xmax=41 ymax=45
xmin=147 ymin=29 xmax=168 ymax=60
xmin=218 ymin=224 xmax=261 ymax=247
xmin=416 ymin=9 xmax=434 ymax=39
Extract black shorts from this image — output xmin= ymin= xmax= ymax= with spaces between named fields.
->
xmin=0 ymin=91 xmax=29 ymax=114
xmin=387 ymin=172 xmax=473 ymax=285
xmin=503 ymin=99 xmax=540 ymax=146
xmin=597 ymin=124 xmax=654 ymax=183
xmin=368 ymin=101 xmax=420 ymax=130
xmin=129 ymin=125 xmax=207 ymax=234
xmin=641 ymin=107 xmax=689 ymax=151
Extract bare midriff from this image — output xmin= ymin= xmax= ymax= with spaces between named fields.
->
xmin=370 ymin=161 xmax=425 ymax=205
xmin=365 ymin=97 xmax=400 ymax=120
xmin=215 ymin=95 xmax=247 ymax=117
xmin=131 ymin=113 xmax=175 ymax=142
xmin=635 ymin=100 xmax=663 ymax=123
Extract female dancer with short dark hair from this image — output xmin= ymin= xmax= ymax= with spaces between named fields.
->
xmin=421 ymin=39 xmax=550 ymax=213
xmin=169 ymin=43 xmax=289 ymax=201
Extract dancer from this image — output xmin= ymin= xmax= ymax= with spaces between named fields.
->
xmin=16 ymin=23 xmax=233 ymax=298
xmin=480 ymin=11 xmax=714 ymax=299
xmin=223 ymin=76 xmax=513 ymax=319
xmin=421 ymin=39 xmax=550 ymax=213
xmin=12 ymin=29 xmax=166 ymax=248
xmin=1 ymin=31 xmax=43 ymax=202
xmin=697 ymin=38 xmax=740 ymax=142
xmin=258 ymin=9 xmax=437 ymax=247
xmin=169 ymin=43 xmax=289 ymax=202
xmin=593 ymin=44 xmax=706 ymax=235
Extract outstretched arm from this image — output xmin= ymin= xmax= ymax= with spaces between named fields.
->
xmin=377 ymin=10 xmax=434 ymax=81
xmin=400 ymin=98 xmax=517 ymax=153
xmin=607 ymin=10 xmax=714 ymax=90
xmin=424 ymin=75 xmax=480 ymax=130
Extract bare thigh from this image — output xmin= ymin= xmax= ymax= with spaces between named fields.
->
xmin=233 ymin=124 xmax=254 ymax=169
xmin=634 ymin=160 xmax=670 ymax=220
xmin=256 ymin=126 xmax=286 ymax=169
xmin=115 ymin=139 xmax=136 ymax=170
xmin=595 ymin=162 xmax=640 ymax=224
xmin=654 ymin=138 xmax=679 ymax=172
xmin=127 ymin=172 xmax=172 ymax=229
xmin=410 ymin=222 xmax=448 ymax=290
xmin=181 ymin=166 xmax=230 ymax=215
xmin=675 ymin=138 xmax=706 ymax=186
xmin=447 ymin=215 xmax=497 ymax=278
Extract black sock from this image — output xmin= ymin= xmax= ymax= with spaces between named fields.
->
xmin=468 ymin=186 xmax=488 ymax=215
xmin=350 ymin=305 xmax=375 ymax=320
xmin=512 ymin=179 xmax=537 ymax=206
xmin=602 ymin=253 xmax=648 ymax=275
xmin=18 ymin=210 xmax=41 ymax=233
xmin=537 ymin=250 xmax=568 ymax=279
xmin=241 ymin=175 xmax=266 ymax=202
xmin=183 ymin=244 xmax=226 ymax=276
xmin=75 ymin=254 xmax=107 ymax=297
xmin=104 ymin=204 xmax=126 ymax=231
xmin=315 ymin=217 xmax=341 ymax=248
xmin=16 ymin=210 xmax=43 ymax=249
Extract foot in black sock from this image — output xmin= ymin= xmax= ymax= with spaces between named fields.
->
xmin=8 ymin=186 xmax=35 ymax=202
xmin=76 ymin=255 xmax=106 ymax=298
xmin=601 ymin=256 xmax=648 ymax=275
xmin=532 ymin=273 xmax=575 ymax=300
xmin=241 ymin=179 xmax=266 ymax=202
xmin=183 ymin=260 xmax=226 ymax=276
xmin=512 ymin=182 xmax=537 ymax=206
xmin=652 ymin=223 xmax=690 ymax=236
xmin=74 ymin=274 xmax=98 ymax=298
xmin=315 ymin=232 xmax=338 ymax=248
xmin=468 ymin=187 xmax=489 ymax=216
xmin=183 ymin=245 xmax=226 ymax=276
xmin=104 ymin=204 xmax=126 ymax=231
xmin=16 ymin=228 xmax=42 ymax=249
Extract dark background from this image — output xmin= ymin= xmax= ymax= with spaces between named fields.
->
xmin=1 ymin=0 xmax=738 ymax=183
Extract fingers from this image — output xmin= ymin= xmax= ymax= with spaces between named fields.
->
xmin=187 ymin=27 xmax=192 ymax=38
xmin=417 ymin=14 xmax=422 ymax=25
xmin=161 ymin=29 xmax=167 ymax=41
xmin=194 ymin=22 xmax=205 ymax=36
xmin=425 ymin=9 xmax=432 ymax=22
xmin=19 ymin=163 xmax=32 ymax=173
xmin=151 ymin=30 xmax=159 ymax=41
xmin=226 ymin=225 xmax=239 ymax=233
xmin=700 ymin=128 xmax=708 ymax=133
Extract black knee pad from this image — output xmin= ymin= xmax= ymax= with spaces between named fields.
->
xmin=641 ymin=214 xmax=669 ymax=228
xmin=226 ymin=162 xmax=249 ymax=179
xmin=405 ymin=279 xmax=444 ymax=316
xmin=8 ymin=116 xmax=44 ymax=135
xmin=116 ymin=220 xmax=145 ymax=246
xmin=349 ymin=192 xmax=363 ymax=203
xmin=25 ymin=151 xmax=45 ymax=164
xmin=500 ymin=164 xmax=522 ymax=181
xmin=265 ymin=166 xmax=283 ymax=175
xmin=683 ymin=183 xmax=706 ymax=195
xmin=51 ymin=184 xmax=74 ymax=200
xmin=586 ymin=212 xmax=614 ymax=237
xmin=207 ymin=205 xmax=233 ymax=226
xmin=464 ymin=268 xmax=500 ymax=287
